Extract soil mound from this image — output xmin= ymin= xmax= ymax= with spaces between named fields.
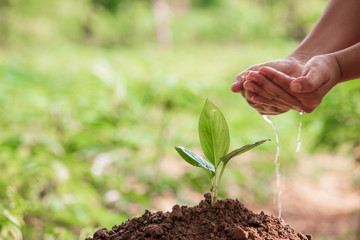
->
xmin=86 ymin=193 xmax=311 ymax=240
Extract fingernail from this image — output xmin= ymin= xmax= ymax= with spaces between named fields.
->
xmin=243 ymin=81 xmax=253 ymax=91
xmin=245 ymin=71 xmax=252 ymax=80
xmin=291 ymin=82 xmax=302 ymax=92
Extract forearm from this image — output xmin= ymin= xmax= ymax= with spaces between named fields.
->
xmin=332 ymin=42 xmax=360 ymax=82
xmin=289 ymin=0 xmax=360 ymax=62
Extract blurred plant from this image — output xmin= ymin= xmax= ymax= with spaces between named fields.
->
xmin=175 ymin=99 xmax=269 ymax=203
xmin=192 ymin=0 xmax=221 ymax=8
xmin=91 ymin=0 xmax=124 ymax=13
xmin=0 ymin=210 xmax=22 ymax=240
xmin=306 ymin=81 xmax=360 ymax=152
xmin=0 ymin=1 xmax=349 ymax=239
xmin=0 ymin=185 xmax=24 ymax=240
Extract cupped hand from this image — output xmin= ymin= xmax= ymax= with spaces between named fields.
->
xmin=251 ymin=54 xmax=342 ymax=113
xmin=242 ymin=70 xmax=300 ymax=115
xmin=231 ymin=57 xmax=305 ymax=115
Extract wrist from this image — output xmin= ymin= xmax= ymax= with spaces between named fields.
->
xmin=322 ymin=53 xmax=343 ymax=85
xmin=329 ymin=42 xmax=360 ymax=82
xmin=333 ymin=54 xmax=343 ymax=83
xmin=287 ymin=51 xmax=313 ymax=64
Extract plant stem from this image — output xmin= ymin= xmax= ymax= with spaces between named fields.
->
xmin=213 ymin=182 xmax=217 ymax=203
xmin=212 ymin=163 xmax=227 ymax=204
xmin=210 ymin=177 xmax=215 ymax=203
xmin=217 ymin=163 xmax=227 ymax=188
xmin=211 ymin=166 xmax=218 ymax=204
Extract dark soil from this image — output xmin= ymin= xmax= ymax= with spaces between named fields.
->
xmin=86 ymin=193 xmax=311 ymax=240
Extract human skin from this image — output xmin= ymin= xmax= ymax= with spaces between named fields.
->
xmin=232 ymin=59 xmax=304 ymax=115
xmin=244 ymin=43 xmax=360 ymax=113
xmin=253 ymin=42 xmax=360 ymax=113
xmin=231 ymin=0 xmax=360 ymax=115
xmin=250 ymin=55 xmax=341 ymax=114
xmin=334 ymin=42 xmax=360 ymax=82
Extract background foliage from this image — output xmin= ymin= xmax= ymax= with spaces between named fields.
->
xmin=0 ymin=0 xmax=359 ymax=239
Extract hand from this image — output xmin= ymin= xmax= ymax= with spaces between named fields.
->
xmin=251 ymin=54 xmax=342 ymax=113
xmin=231 ymin=57 xmax=305 ymax=115
xmin=241 ymin=70 xmax=295 ymax=115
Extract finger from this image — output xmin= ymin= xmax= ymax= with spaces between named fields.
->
xmin=247 ymin=70 xmax=303 ymax=109
xmin=232 ymin=64 xmax=263 ymax=93
xmin=250 ymin=94 xmax=293 ymax=110
xmin=244 ymin=93 xmax=290 ymax=115
xmin=244 ymin=89 xmax=293 ymax=110
xmin=243 ymin=80 xmax=274 ymax=100
xmin=245 ymin=98 xmax=266 ymax=114
xmin=259 ymin=67 xmax=303 ymax=111
xmin=295 ymin=77 xmax=336 ymax=113
xmin=259 ymin=59 xmax=301 ymax=76
xmin=246 ymin=100 xmax=287 ymax=116
xmin=244 ymin=88 xmax=256 ymax=102
xmin=232 ymin=70 xmax=250 ymax=92
xmin=231 ymin=77 xmax=244 ymax=92
xmin=259 ymin=66 xmax=294 ymax=90
xmin=290 ymin=69 xmax=329 ymax=93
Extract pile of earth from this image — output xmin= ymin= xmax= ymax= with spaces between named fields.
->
xmin=86 ymin=193 xmax=311 ymax=240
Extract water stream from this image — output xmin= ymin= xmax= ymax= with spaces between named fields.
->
xmin=262 ymin=112 xmax=304 ymax=218
xmin=296 ymin=111 xmax=303 ymax=152
xmin=262 ymin=115 xmax=282 ymax=218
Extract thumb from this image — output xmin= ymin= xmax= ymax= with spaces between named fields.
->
xmin=290 ymin=68 xmax=325 ymax=93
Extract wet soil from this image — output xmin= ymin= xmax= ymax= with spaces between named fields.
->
xmin=86 ymin=193 xmax=311 ymax=240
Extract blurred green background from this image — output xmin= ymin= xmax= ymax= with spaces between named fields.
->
xmin=0 ymin=0 xmax=359 ymax=239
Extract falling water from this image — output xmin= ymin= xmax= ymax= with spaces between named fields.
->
xmin=262 ymin=115 xmax=282 ymax=218
xmin=296 ymin=111 xmax=304 ymax=152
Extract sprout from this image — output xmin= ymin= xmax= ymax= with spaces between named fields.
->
xmin=175 ymin=99 xmax=269 ymax=203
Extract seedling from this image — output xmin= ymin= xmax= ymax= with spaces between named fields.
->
xmin=175 ymin=99 xmax=269 ymax=203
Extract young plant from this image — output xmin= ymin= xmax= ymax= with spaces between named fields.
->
xmin=175 ymin=99 xmax=269 ymax=203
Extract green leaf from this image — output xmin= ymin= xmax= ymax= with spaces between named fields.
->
xmin=220 ymin=139 xmax=270 ymax=164
xmin=198 ymin=99 xmax=230 ymax=166
xmin=174 ymin=146 xmax=215 ymax=176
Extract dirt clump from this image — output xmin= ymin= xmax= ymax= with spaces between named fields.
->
xmin=86 ymin=193 xmax=311 ymax=240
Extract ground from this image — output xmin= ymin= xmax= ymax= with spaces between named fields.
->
xmin=155 ymin=152 xmax=360 ymax=240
